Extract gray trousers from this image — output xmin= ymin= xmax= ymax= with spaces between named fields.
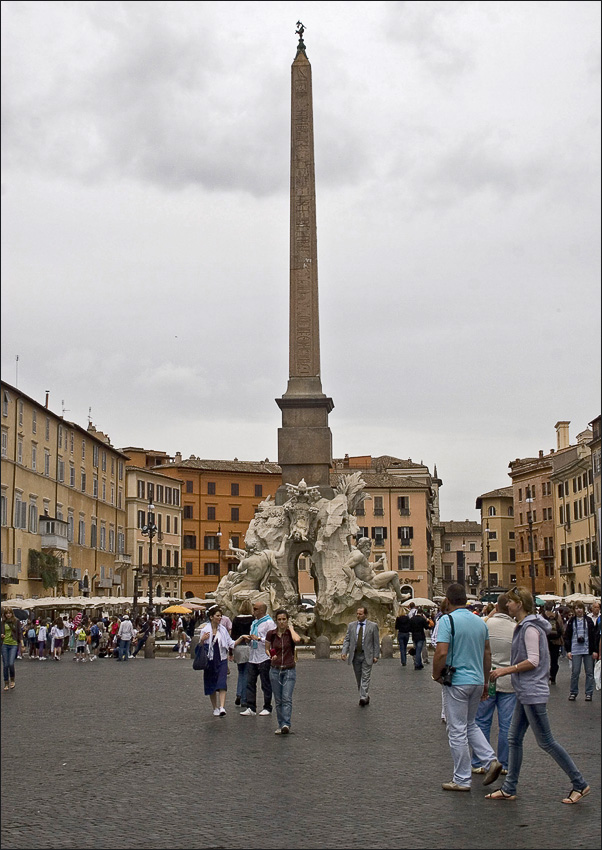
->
xmin=352 ymin=651 xmax=373 ymax=700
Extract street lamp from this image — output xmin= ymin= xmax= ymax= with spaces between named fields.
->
xmin=526 ymin=490 xmax=536 ymax=600
xmin=485 ymin=520 xmax=491 ymax=596
xmin=141 ymin=502 xmax=157 ymax=616
xmin=216 ymin=523 xmax=222 ymax=576
xmin=132 ymin=565 xmax=141 ymax=621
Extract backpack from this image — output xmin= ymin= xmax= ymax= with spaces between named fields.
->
xmin=27 ymin=627 xmax=36 ymax=639
xmin=547 ymin=614 xmax=560 ymax=639
xmin=90 ymin=624 xmax=99 ymax=638
xmin=76 ymin=628 xmax=87 ymax=642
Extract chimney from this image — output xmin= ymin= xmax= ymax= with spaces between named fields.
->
xmin=45 ymin=390 xmax=50 ymax=409
xmin=539 ymin=450 xmax=544 ymax=458
xmin=555 ymin=421 xmax=570 ymax=451
xmin=174 ymin=452 xmax=182 ymax=463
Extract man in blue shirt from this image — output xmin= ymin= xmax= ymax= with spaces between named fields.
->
xmin=432 ymin=583 xmax=503 ymax=791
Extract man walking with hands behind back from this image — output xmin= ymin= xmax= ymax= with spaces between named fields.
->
xmin=341 ymin=607 xmax=380 ymax=706
xmin=432 ymin=583 xmax=502 ymax=792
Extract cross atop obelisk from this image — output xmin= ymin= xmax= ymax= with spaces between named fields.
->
xmin=275 ymin=24 xmax=334 ymax=504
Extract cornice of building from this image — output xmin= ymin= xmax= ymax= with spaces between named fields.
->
xmin=155 ymin=457 xmax=282 ymax=475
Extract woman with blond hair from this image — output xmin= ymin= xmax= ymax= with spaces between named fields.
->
xmin=486 ymin=587 xmax=590 ymax=805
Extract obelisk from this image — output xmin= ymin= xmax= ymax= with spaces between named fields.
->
xmin=275 ymin=23 xmax=334 ymax=504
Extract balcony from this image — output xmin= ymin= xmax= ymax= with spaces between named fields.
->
xmin=60 ymin=568 xmax=80 ymax=582
xmin=399 ymin=509 xmax=411 ymax=516
xmin=539 ymin=549 xmax=554 ymax=560
xmin=112 ymin=574 xmax=121 ymax=585
xmin=40 ymin=518 xmax=69 ymax=552
xmin=114 ymin=553 xmax=132 ymax=566
xmin=373 ymin=509 xmax=384 ymax=517
xmin=559 ymin=565 xmax=574 ymax=576
xmin=1 ymin=563 xmax=19 ymax=584
xmin=96 ymin=578 xmax=113 ymax=589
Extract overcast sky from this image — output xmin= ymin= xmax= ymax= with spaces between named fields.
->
xmin=1 ymin=1 xmax=600 ymax=521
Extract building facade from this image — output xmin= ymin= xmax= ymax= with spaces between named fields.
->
xmin=1 ymin=382 xmax=128 ymax=601
xmin=549 ymin=427 xmax=596 ymax=597
xmin=315 ymin=455 xmax=442 ymax=601
xmin=121 ymin=460 xmax=183 ymax=601
xmin=156 ymin=456 xmax=282 ymax=599
xmin=475 ymin=487 xmax=516 ymax=592
xmin=439 ymin=521 xmax=482 ymax=596
xmin=588 ymin=415 xmax=601 ymax=592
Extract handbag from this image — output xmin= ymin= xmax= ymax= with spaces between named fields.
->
xmin=232 ymin=644 xmax=250 ymax=664
xmin=192 ymin=641 xmax=209 ymax=671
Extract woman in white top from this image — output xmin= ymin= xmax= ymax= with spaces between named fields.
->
xmin=50 ymin=618 xmax=65 ymax=660
xmin=199 ymin=607 xmax=246 ymax=717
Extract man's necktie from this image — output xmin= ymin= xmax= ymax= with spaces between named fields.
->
xmin=357 ymin=622 xmax=364 ymax=652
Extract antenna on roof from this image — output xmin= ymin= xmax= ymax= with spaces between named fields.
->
xmin=15 ymin=355 xmax=19 ymax=387
xmin=61 ymin=400 xmax=70 ymax=417
xmin=88 ymin=406 xmax=93 ymax=425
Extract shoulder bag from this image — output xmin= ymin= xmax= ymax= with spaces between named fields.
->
xmin=192 ymin=641 xmax=209 ymax=671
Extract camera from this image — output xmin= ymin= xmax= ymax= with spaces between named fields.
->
xmin=577 ymin=636 xmax=585 ymax=644
xmin=440 ymin=664 xmax=456 ymax=687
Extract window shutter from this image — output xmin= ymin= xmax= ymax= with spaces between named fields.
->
xmin=409 ymin=526 xmax=414 ymax=538
xmin=371 ymin=528 xmax=376 ymax=539
xmin=397 ymin=527 xmax=402 ymax=539
xmin=383 ymin=527 xmax=388 ymax=539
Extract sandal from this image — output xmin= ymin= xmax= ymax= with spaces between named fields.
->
xmin=9 ymin=681 xmax=15 ymax=689
xmin=3 ymin=684 xmax=8 ymax=691
xmin=568 ymin=694 xmax=577 ymax=701
xmin=485 ymin=789 xmax=517 ymax=801
xmin=562 ymin=786 xmax=590 ymax=805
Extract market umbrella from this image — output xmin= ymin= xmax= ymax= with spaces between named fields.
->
xmin=563 ymin=593 xmax=600 ymax=604
xmin=180 ymin=602 xmax=205 ymax=611
xmin=408 ymin=597 xmax=436 ymax=607
xmin=538 ymin=594 xmax=562 ymax=602
xmin=162 ymin=604 xmax=196 ymax=614
xmin=181 ymin=596 xmax=207 ymax=605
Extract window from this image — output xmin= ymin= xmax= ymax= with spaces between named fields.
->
xmin=29 ymin=503 xmax=38 ymax=533
xmin=32 ymin=410 xmax=36 ymax=434
xmin=17 ymin=439 xmax=23 ymax=464
xmin=2 ymin=392 xmax=9 ymax=417
xmin=204 ymin=535 xmax=222 ymax=550
xmin=183 ymin=535 xmax=197 ymax=549
xmin=518 ymin=488 xmax=523 ymax=501
xmin=509 ymin=531 xmax=515 ymax=539
xmin=166 ymin=515 xmax=170 ymax=534
xmin=108 ymin=529 xmax=115 ymax=553
xmin=507 ymin=506 xmax=514 ymax=517
xmin=78 ymin=519 xmax=86 ymax=545
xmin=137 ymin=510 xmax=145 ymax=528
xmin=18 ymin=401 xmax=24 ymax=426
xmin=231 ymin=535 xmax=240 ymax=549
xmin=81 ymin=439 xmax=85 ymax=460
xmin=444 ymin=542 xmax=451 ymax=552
xmin=67 ymin=512 xmax=74 ymax=543
xmin=93 ymin=476 xmax=98 ymax=498
xmin=207 ymin=481 xmax=215 ymax=495
xmin=185 ymin=562 xmax=193 ymax=576
xmin=469 ymin=542 xmax=477 ymax=551
xmin=147 ymin=482 xmax=154 ymax=502
xmin=99 ymin=525 xmax=106 ymax=551
xmin=93 ymin=445 xmax=99 ymax=468
xmin=156 ymin=484 xmax=164 ymax=503
xmin=398 ymin=555 xmax=414 ymax=570
xmin=231 ymin=483 xmax=239 ymax=496
xmin=204 ymin=563 xmax=220 ymax=576
xmin=398 ymin=526 xmax=413 ymax=546
xmin=488 ymin=506 xmax=496 ymax=516
xmin=174 ymin=517 xmax=178 ymax=535
xmin=207 ymin=506 xmax=216 ymax=521
xmin=372 ymin=527 xmax=386 ymax=546
xmin=443 ymin=564 xmax=453 ymax=580
xmin=31 ymin=444 xmax=37 ymax=471
xmin=137 ymin=480 xmax=145 ymax=499
xmin=14 ymin=495 xmax=27 ymax=529
xmin=1 ymin=492 xmax=7 ymax=527
xmin=101 ymin=450 xmax=106 ymax=472
xmin=91 ymin=520 xmax=97 ymax=549
xmin=1 ymin=430 xmax=7 ymax=458
xmin=173 ymin=551 xmax=179 ymax=568
xmin=118 ymin=530 xmax=125 ymax=554
xmin=490 ymin=573 xmax=499 ymax=586
xmin=509 ymin=548 xmax=516 ymax=562
xmin=156 ymin=548 xmax=162 ymax=566
xmin=81 ymin=472 xmax=86 ymax=492
xmin=489 ymin=552 xmax=498 ymax=562
xmin=373 ymin=496 xmax=384 ymax=516
xmin=231 ymin=507 xmax=239 ymax=522
xmin=397 ymin=496 xmax=410 ymax=515
xmin=183 ymin=480 xmax=193 ymax=494
xmin=255 ymin=484 xmax=263 ymax=498
xmin=166 ymin=550 xmax=171 ymax=567
xmin=184 ymin=505 xmax=193 ymax=519
xmin=118 ymin=461 xmax=124 ymax=481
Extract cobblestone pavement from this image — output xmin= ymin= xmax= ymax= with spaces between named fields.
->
xmin=1 ymin=652 xmax=599 ymax=850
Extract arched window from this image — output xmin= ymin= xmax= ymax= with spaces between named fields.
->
xmin=488 ymin=506 xmax=497 ymax=516
xmin=520 ymin=537 xmax=524 ymax=553
xmin=508 ymin=506 xmax=514 ymax=517
xmin=400 ymin=585 xmax=414 ymax=598
xmin=570 ymin=581 xmax=575 ymax=594
xmin=578 ymin=583 xmax=582 ymax=593
xmin=156 ymin=584 xmax=162 ymax=597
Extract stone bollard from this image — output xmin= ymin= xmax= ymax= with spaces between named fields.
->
xmin=314 ymin=635 xmax=330 ymax=659
xmin=380 ymin=634 xmax=394 ymax=658
xmin=144 ymin=636 xmax=155 ymax=659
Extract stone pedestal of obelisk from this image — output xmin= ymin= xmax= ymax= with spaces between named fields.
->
xmin=275 ymin=30 xmax=334 ymax=505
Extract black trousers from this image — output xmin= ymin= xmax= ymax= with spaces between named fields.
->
xmin=548 ymin=642 xmax=561 ymax=682
xmin=245 ymin=660 xmax=272 ymax=711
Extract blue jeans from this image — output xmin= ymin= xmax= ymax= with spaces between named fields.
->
xmin=2 ymin=644 xmax=18 ymax=682
xmin=118 ymin=639 xmax=131 ymax=661
xmin=502 ymin=701 xmax=587 ymax=795
xmin=236 ymin=662 xmax=249 ymax=703
xmin=398 ymin=632 xmax=410 ymax=665
xmin=570 ymin=654 xmax=594 ymax=696
xmin=413 ymin=639 xmax=425 ymax=668
xmin=442 ymin=684 xmax=496 ymax=787
xmin=471 ymin=691 xmax=517 ymax=770
xmin=269 ymin=667 xmax=297 ymax=728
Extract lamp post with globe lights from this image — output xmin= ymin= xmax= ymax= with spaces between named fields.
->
xmin=141 ymin=502 xmax=157 ymax=616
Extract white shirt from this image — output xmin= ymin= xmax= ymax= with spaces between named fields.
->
xmin=199 ymin=623 xmax=235 ymax=660
xmin=248 ymin=617 xmax=276 ymax=664
xmin=37 ymin=625 xmax=48 ymax=642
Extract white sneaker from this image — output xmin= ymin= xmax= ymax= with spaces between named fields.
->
xmin=259 ymin=709 xmax=271 ymax=716
xmin=240 ymin=708 xmax=256 ymax=716
xmin=219 ymin=707 xmax=226 ymax=716
xmin=213 ymin=708 xmax=221 ymax=716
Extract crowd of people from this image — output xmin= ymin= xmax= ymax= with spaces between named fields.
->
xmin=2 ymin=591 xmax=600 ymax=794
